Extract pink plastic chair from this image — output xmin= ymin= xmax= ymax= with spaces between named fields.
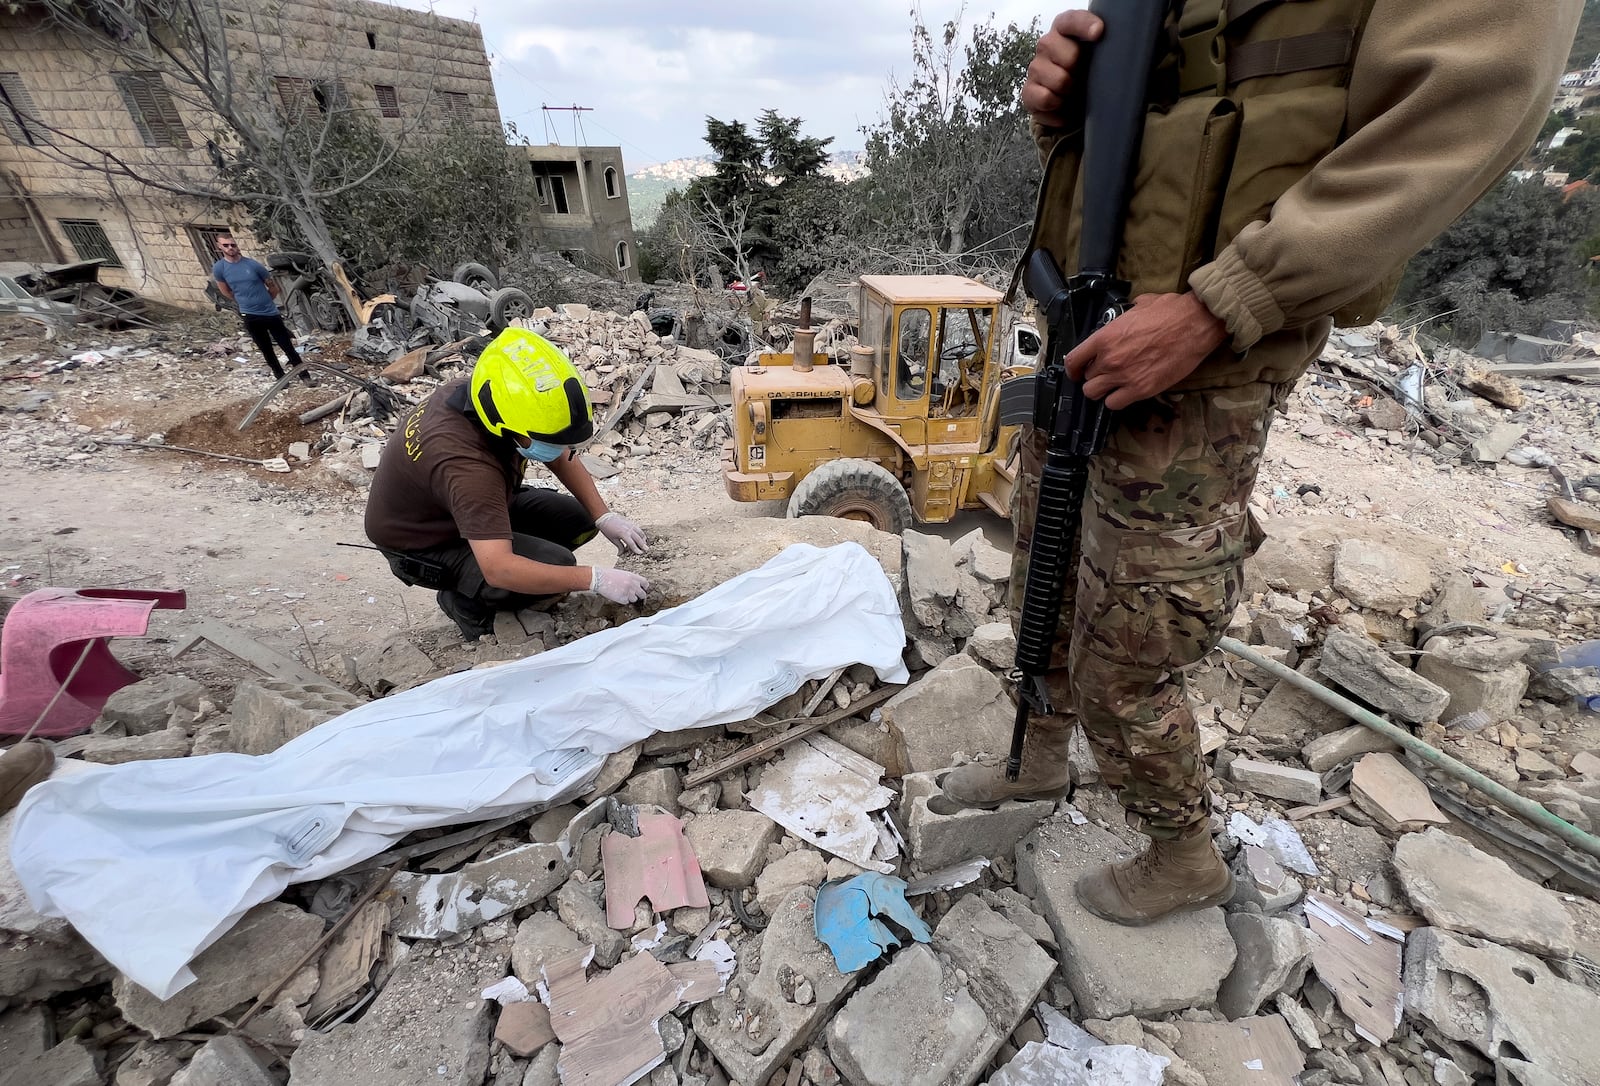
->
xmin=0 ymin=588 xmax=187 ymax=738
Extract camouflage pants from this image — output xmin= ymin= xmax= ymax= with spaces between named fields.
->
xmin=1009 ymin=381 xmax=1288 ymax=838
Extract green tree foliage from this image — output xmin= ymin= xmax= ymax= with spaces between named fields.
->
xmin=853 ymin=12 xmax=1040 ymax=266
xmin=663 ymin=110 xmax=843 ymax=293
xmin=1397 ymin=177 xmax=1599 ymax=337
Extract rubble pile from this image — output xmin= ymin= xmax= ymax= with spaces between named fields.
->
xmin=3 ymin=503 xmax=1597 ymax=1086
xmin=5 ymin=299 xmax=1600 ymax=1086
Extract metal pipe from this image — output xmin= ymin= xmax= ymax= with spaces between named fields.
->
xmin=1216 ymin=636 xmax=1600 ymax=863
xmin=793 ymin=296 xmax=815 ymax=372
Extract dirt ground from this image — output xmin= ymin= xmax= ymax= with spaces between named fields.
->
xmin=1 ymin=313 xmax=1597 ymax=702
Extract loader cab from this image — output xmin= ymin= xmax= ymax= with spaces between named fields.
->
xmin=856 ymin=275 xmax=1001 ymax=432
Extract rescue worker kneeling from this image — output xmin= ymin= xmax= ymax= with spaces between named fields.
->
xmin=364 ymin=328 xmax=650 ymax=640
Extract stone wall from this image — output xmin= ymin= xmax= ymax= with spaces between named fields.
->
xmin=0 ymin=0 xmax=503 ymax=307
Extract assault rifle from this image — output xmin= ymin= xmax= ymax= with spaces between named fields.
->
xmin=999 ymin=0 xmax=1168 ymax=781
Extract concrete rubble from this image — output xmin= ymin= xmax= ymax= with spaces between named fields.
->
xmin=4 ymin=304 xmax=1600 ymax=1086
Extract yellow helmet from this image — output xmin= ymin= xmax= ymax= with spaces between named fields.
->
xmin=469 ymin=328 xmax=594 ymax=444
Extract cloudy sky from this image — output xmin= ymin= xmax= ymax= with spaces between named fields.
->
xmin=386 ymin=1 xmax=1068 ymax=167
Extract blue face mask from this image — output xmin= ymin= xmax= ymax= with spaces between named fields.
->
xmin=516 ymin=438 xmax=567 ymax=463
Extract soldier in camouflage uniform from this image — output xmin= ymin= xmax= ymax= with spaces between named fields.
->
xmin=941 ymin=1 xmax=1579 ymax=924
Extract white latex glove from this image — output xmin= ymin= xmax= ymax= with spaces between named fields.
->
xmin=595 ymin=511 xmax=649 ymax=555
xmin=590 ymin=566 xmax=649 ymax=604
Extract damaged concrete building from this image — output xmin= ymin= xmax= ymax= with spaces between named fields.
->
xmin=524 ymin=145 xmax=641 ymax=283
xmin=0 ymin=0 xmax=502 ymax=309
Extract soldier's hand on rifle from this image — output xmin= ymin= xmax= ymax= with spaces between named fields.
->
xmin=1022 ymin=10 xmax=1104 ymax=127
xmin=1065 ymin=292 xmax=1229 ymax=410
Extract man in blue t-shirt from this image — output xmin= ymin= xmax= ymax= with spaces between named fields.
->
xmin=211 ymin=233 xmax=310 ymax=385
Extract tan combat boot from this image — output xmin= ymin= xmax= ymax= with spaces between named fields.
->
xmin=0 ymin=740 xmax=55 ymax=817
xmin=937 ymin=714 xmax=1076 ymax=809
xmin=1074 ymin=828 xmax=1233 ymax=926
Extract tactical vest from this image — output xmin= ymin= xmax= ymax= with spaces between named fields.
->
xmin=1023 ymin=0 xmax=1391 ymax=367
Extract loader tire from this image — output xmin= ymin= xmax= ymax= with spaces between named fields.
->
xmin=451 ymin=261 xmax=498 ymax=293
xmin=788 ymin=458 xmax=912 ymax=535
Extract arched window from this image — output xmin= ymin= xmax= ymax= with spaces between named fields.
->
xmin=604 ymin=166 xmax=619 ymax=199
xmin=616 ymin=241 xmax=631 ymax=270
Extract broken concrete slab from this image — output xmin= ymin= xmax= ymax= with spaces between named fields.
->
xmin=1549 ymin=495 xmax=1600 ymax=533
xmin=754 ymin=848 xmax=828 ymax=917
xmin=1173 ymin=1015 xmax=1304 ymax=1086
xmin=1245 ymin=659 xmax=1351 ymax=745
xmin=0 ymin=1004 xmax=50 ymax=1067
xmin=110 ymin=1039 xmax=186 ymax=1086
xmin=390 ymin=842 xmax=570 ymax=939
xmin=1470 ymin=420 xmax=1527 ymax=464
xmin=350 ymin=633 xmax=437 ymax=694
xmin=1017 ymin=819 xmax=1235 ymax=1018
xmin=554 ymin=878 xmax=628 ymax=969
xmin=1229 ymin=846 xmax=1303 ymax=913
xmin=966 ymin=621 xmax=1016 ymax=670
xmin=627 ymin=515 xmax=901 ymax=610
xmin=827 ymin=944 xmax=990 ymax=1086
xmin=827 ymin=896 xmax=1052 ymax=1086
xmin=1229 ymin=758 xmax=1322 ymax=805
xmin=511 ymin=911 xmax=585 ymax=986
xmin=987 ymin=1040 xmax=1168 ymax=1086
xmin=1332 ymin=539 xmax=1434 ymax=614
xmin=1415 ymin=636 xmax=1529 ymax=725
xmin=291 ymin=935 xmax=511 ymax=1086
xmin=618 ymin=767 xmax=683 ymax=814
xmin=113 ymin=901 xmax=321 ymax=1038
xmin=1319 ymin=631 xmax=1451 ymax=723
xmin=904 ymin=530 xmax=960 ymax=628
xmin=169 ymin=1036 xmax=275 ymax=1086
xmin=97 ymin=674 xmax=205 ymax=735
xmin=1392 ymin=828 xmax=1574 ymax=957
xmin=0 ymin=1038 xmax=101 ymax=1086
xmin=692 ymin=887 xmax=861 ymax=1086
xmin=230 ymin=678 xmax=367 ymax=756
xmin=1350 ymin=752 xmax=1448 ymax=834
xmin=933 ymin=895 xmax=1055 ymax=1030
xmin=1404 ymin=927 xmax=1600 ymax=1084
xmin=1301 ymin=724 xmax=1399 ymax=773
xmin=684 ymin=809 xmax=783 ymax=889
xmin=881 ymin=655 xmax=1013 ymax=775
xmin=1217 ymin=913 xmax=1313 ymax=1019
xmin=77 ymin=727 xmax=191 ymax=764
xmin=900 ymin=770 xmax=1054 ymax=870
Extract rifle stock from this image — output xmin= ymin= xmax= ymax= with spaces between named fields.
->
xmin=1004 ymin=0 xmax=1166 ymax=782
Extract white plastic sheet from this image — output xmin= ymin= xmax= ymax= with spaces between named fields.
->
xmin=11 ymin=542 xmax=908 ymax=998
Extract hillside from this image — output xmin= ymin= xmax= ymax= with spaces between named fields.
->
xmin=1570 ymin=0 xmax=1600 ymax=70
xmin=626 ymin=151 xmax=869 ymax=232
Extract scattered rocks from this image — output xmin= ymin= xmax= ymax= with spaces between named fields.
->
xmin=170 ymin=1036 xmax=276 ymax=1086
xmin=903 ymin=530 xmax=959 ymax=628
xmin=899 ymin=771 xmax=1053 ymax=870
xmin=290 ymin=935 xmax=511 ymax=1086
xmin=97 ymin=674 xmax=205 ymax=735
xmin=1415 ymin=635 xmax=1530 ymax=725
xmin=230 ymin=678 xmax=367 ymax=756
xmin=1301 ymin=724 xmax=1398 ymax=773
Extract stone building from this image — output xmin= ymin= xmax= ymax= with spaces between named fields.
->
xmin=525 ymin=145 xmax=640 ymax=283
xmin=0 ymin=0 xmax=502 ymax=309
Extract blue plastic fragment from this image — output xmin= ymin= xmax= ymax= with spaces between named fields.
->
xmin=813 ymin=872 xmax=932 ymax=973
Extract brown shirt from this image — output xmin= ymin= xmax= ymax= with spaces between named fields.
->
xmin=364 ymin=380 xmax=524 ymax=551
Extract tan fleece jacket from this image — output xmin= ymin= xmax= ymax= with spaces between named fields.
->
xmin=1185 ymin=0 xmax=1582 ymax=382
xmin=1028 ymin=0 xmax=1581 ymax=388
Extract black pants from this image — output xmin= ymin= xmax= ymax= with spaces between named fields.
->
xmin=241 ymin=313 xmax=304 ymax=379
xmin=385 ymin=489 xmax=599 ymax=617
